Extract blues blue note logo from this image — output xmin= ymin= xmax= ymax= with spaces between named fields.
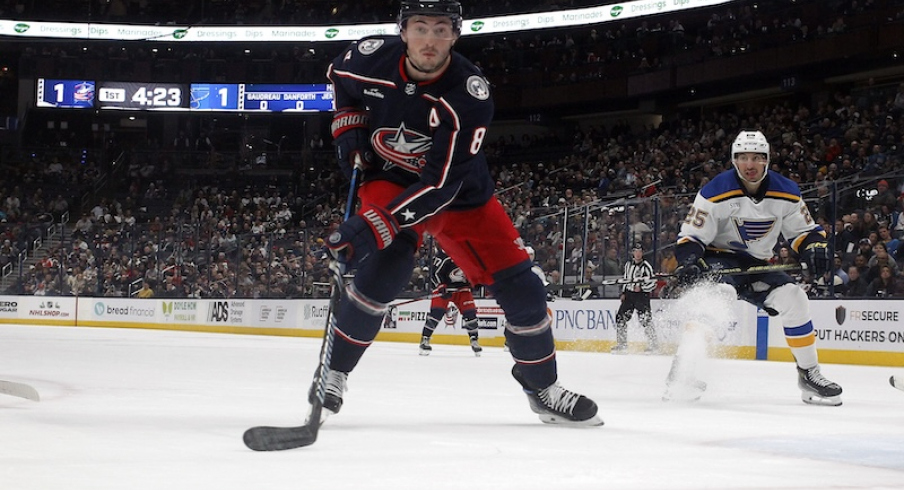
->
xmin=728 ymin=218 xmax=775 ymax=249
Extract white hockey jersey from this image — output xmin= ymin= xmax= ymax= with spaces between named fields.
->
xmin=677 ymin=170 xmax=825 ymax=261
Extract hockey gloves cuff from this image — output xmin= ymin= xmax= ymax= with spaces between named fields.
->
xmin=326 ymin=204 xmax=399 ymax=267
xmin=675 ymin=257 xmax=710 ymax=285
xmin=332 ymin=108 xmax=374 ymax=180
xmin=802 ymin=242 xmax=830 ymax=278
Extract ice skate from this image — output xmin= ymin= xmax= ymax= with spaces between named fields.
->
xmin=511 ymin=366 xmax=603 ymax=426
xmin=644 ymin=342 xmax=660 ymax=355
xmin=663 ymin=354 xmax=706 ymax=402
xmin=419 ymin=336 xmax=432 ymax=356
xmin=662 ymin=377 xmax=707 ymax=402
xmin=797 ymin=365 xmax=842 ymax=406
xmin=469 ymin=337 xmax=483 ymax=356
xmin=305 ymin=370 xmax=348 ymax=425
xmin=610 ymin=343 xmax=628 ymax=355
xmin=891 ymin=375 xmax=904 ymax=392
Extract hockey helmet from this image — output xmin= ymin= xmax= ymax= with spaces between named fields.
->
xmin=398 ymin=0 xmax=463 ymax=34
xmin=731 ymin=130 xmax=770 ymax=184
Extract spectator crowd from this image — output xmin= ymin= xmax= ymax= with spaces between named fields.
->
xmin=2 ymin=0 xmax=904 ymax=299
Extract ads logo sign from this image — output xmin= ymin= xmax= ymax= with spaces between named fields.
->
xmin=0 ymin=301 xmax=18 ymax=313
xmin=207 ymin=301 xmax=245 ymax=323
xmin=95 ymin=302 xmax=105 ymax=316
xmin=610 ymin=5 xmax=623 ymax=17
xmin=209 ymin=301 xmax=229 ymax=322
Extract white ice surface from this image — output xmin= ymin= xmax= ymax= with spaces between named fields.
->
xmin=2 ymin=325 xmax=903 ymax=490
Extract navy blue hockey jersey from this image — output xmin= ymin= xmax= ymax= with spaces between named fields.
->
xmin=431 ymin=249 xmax=470 ymax=290
xmin=327 ymin=36 xmax=495 ymax=229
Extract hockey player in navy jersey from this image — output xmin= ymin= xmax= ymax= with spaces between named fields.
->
xmin=418 ymin=247 xmax=482 ymax=356
xmin=320 ymin=0 xmax=601 ymax=426
xmin=669 ymin=130 xmax=842 ymax=406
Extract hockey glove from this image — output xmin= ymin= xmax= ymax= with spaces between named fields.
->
xmin=675 ymin=257 xmax=710 ymax=285
xmin=801 ymin=242 xmax=830 ymax=278
xmin=331 ymin=108 xmax=374 ymax=180
xmin=326 ymin=204 xmax=399 ymax=267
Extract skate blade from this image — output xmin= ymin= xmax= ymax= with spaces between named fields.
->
xmin=419 ymin=349 xmax=431 ymax=356
xmin=472 ymin=349 xmax=482 ymax=357
xmin=538 ymin=413 xmax=604 ymax=426
xmin=662 ymin=380 xmax=706 ymax=403
xmin=801 ymin=392 xmax=842 ymax=406
xmin=661 ymin=392 xmax=703 ymax=403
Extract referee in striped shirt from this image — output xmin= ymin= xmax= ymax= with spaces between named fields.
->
xmin=611 ymin=244 xmax=659 ymax=354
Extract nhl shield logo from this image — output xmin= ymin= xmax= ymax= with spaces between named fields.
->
xmin=835 ymin=305 xmax=846 ymax=325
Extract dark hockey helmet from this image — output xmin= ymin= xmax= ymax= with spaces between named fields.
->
xmin=398 ymin=0 xmax=463 ymax=34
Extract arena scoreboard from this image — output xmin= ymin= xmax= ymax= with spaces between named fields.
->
xmin=35 ymin=79 xmax=335 ymax=113
xmin=190 ymin=83 xmax=334 ymax=112
xmin=97 ymin=82 xmax=188 ymax=110
xmin=36 ymin=78 xmax=96 ymax=109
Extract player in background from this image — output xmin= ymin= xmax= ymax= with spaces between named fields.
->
xmin=611 ymin=244 xmax=659 ymax=354
xmin=321 ymin=0 xmax=601 ymax=425
xmin=526 ymin=246 xmax=555 ymax=301
xmin=670 ymin=130 xmax=842 ymax=406
xmin=419 ymin=247 xmax=482 ymax=356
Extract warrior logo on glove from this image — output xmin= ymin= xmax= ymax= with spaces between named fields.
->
xmin=326 ymin=204 xmax=399 ymax=266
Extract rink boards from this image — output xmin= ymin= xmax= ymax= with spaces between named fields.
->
xmin=0 ymin=296 xmax=901 ymax=366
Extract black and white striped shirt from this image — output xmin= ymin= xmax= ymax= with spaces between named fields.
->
xmin=622 ymin=259 xmax=656 ymax=293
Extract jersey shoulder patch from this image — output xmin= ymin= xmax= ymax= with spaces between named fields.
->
xmin=356 ymin=38 xmax=385 ymax=55
xmin=700 ymin=170 xmax=744 ymax=203
xmin=465 ymin=75 xmax=490 ymax=101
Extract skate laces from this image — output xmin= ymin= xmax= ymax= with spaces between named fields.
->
xmin=324 ymin=371 xmax=347 ymax=397
xmin=804 ymin=367 xmax=834 ymax=387
xmin=538 ymin=383 xmax=581 ymax=415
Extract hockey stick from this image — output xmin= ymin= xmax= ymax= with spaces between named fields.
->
xmin=0 ymin=380 xmax=40 ymax=401
xmin=243 ymin=165 xmax=361 ymax=452
xmin=388 ymin=288 xmax=463 ymax=308
xmin=890 ymin=375 xmax=904 ymax=392
xmin=550 ymin=263 xmax=801 ymax=289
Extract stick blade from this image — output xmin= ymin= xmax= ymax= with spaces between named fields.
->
xmin=0 ymin=380 xmax=40 ymax=401
xmin=243 ymin=425 xmax=318 ymax=451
